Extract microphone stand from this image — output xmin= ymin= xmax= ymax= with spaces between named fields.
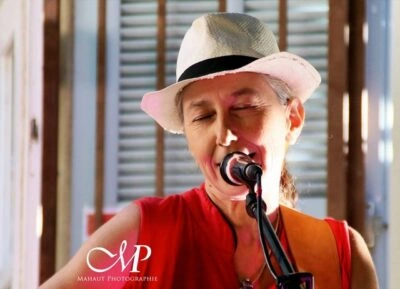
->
xmin=244 ymin=172 xmax=314 ymax=289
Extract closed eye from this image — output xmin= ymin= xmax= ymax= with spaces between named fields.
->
xmin=192 ymin=113 xmax=214 ymax=122
xmin=232 ymin=104 xmax=261 ymax=113
xmin=233 ymin=105 xmax=257 ymax=110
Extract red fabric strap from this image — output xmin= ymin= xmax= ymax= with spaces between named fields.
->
xmin=325 ymin=218 xmax=351 ymax=289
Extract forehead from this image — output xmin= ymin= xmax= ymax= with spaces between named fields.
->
xmin=180 ymin=72 xmax=276 ymax=106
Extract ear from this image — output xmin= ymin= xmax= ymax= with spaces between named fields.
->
xmin=285 ymin=98 xmax=305 ymax=145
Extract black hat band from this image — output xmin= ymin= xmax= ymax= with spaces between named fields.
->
xmin=178 ymin=55 xmax=258 ymax=82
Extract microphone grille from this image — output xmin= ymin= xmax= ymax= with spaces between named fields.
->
xmin=220 ymin=152 xmax=253 ymax=186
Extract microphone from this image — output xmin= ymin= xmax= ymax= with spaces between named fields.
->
xmin=220 ymin=152 xmax=262 ymax=186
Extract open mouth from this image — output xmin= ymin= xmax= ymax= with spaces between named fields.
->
xmin=217 ymin=151 xmax=256 ymax=167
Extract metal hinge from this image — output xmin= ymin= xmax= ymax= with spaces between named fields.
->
xmin=30 ymin=118 xmax=39 ymax=141
xmin=365 ymin=201 xmax=388 ymax=250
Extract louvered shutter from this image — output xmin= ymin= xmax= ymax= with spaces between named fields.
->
xmin=119 ymin=1 xmax=158 ymax=200
xmin=116 ymin=0 xmax=328 ymax=202
xmin=164 ymin=1 xmax=219 ymax=195
xmin=118 ymin=1 xmax=218 ymax=201
xmin=285 ymin=0 xmax=328 ymax=197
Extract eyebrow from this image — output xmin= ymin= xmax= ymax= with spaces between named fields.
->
xmin=185 ymin=87 xmax=261 ymax=112
xmin=186 ymin=99 xmax=211 ymax=111
xmin=231 ymin=87 xmax=259 ymax=99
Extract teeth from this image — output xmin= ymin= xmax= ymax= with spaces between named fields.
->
xmin=217 ymin=152 xmax=255 ymax=167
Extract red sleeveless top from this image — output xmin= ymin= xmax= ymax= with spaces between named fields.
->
xmin=122 ymin=185 xmax=350 ymax=289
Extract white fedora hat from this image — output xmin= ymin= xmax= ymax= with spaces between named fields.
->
xmin=141 ymin=12 xmax=321 ymax=134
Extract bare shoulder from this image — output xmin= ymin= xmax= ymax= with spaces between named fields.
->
xmin=96 ymin=202 xmax=141 ymax=241
xmin=79 ymin=201 xmax=142 ymax=253
xmin=349 ymin=227 xmax=380 ymax=289
xmin=39 ymin=202 xmax=141 ymax=289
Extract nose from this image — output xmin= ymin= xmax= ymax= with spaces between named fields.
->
xmin=215 ymin=116 xmax=238 ymax=147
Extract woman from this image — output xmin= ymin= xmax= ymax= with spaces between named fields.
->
xmin=40 ymin=12 xmax=379 ymax=289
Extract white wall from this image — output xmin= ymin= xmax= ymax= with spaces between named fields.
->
xmin=365 ymin=1 xmax=390 ymax=287
xmin=70 ymin=0 xmax=98 ymax=255
xmin=69 ymin=0 xmax=126 ymax=257
xmin=388 ymin=1 xmax=400 ymax=288
xmin=0 ymin=0 xmax=43 ymax=288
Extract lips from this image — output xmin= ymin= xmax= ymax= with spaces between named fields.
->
xmin=216 ymin=151 xmax=256 ymax=167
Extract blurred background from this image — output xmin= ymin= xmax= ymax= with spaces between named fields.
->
xmin=0 ymin=0 xmax=398 ymax=288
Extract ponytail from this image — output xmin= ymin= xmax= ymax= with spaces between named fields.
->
xmin=280 ymin=162 xmax=298 ymax=208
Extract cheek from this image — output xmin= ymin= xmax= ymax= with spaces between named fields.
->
xmin=185 ymin=130 xmax=211 ymax=164
xmin=185 ymin=132 xmax=198 ymax=156
xmin=262 ymin=131 xmax=287 ymax=159
xmin=249 ymin=117 xmax=287 ymax=147
xmin=255 ymin=119 xmax=289 ymax=164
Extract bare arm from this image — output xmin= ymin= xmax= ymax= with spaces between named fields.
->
xmin=39 ymin=202 xmax=141 ymax=289
xmin=349 ymin=227 xmax=380 ymax=289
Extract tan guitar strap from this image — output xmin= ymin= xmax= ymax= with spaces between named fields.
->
xmin=280 ymin=205 xmax=342 ymax=289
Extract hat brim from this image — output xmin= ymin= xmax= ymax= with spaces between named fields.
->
xmin=141 ymin=52 xmax=321 ymax=134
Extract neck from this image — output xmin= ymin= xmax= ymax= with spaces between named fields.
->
xmin=205 ymin=184 xmax=279 ymax=232
xmin=204 ymin=184 xmax=281 ymax=288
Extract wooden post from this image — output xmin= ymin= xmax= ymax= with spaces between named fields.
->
xmin=40 ymin=0 xmax=60 ymax=282
xmin=94 ymin=0 xmax=106 ymax=230
xmin=347 ymin=0 xmax=366 ymax=236
xmin=155 ymin=0 xmax=166 ymax=197
xmin=56 ymin=0 xmax=74 ymax=269
xmin=218 ymin=0 xmax=226 ymax=12
xmin=327 ymin=0 xmax=349 ymax=220
xmin=278 ymin=0 xmax=287 ymax=51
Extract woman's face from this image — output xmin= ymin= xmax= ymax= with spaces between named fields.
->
xmin=180 ymin=72 xmax=304 ymax=204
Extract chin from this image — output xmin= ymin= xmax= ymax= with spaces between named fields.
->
xmin=227 ymin=194 xmax=247 ymax=201
xmin=205 ymin=179 xmax=249 ymax=199
xmin=218 ymin=183 xmax=250 ymax=200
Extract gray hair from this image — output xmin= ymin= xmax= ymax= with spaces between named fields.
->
xmin=263 ymin=74 xmax=293 ymax=105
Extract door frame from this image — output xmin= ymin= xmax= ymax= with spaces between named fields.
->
xmin=0 ymin=0 xmax=44 ymax=288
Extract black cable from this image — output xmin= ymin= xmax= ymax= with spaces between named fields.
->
xmin=255 ymin=174 xmax=278 ymax=280
xmin=245 ymin=171 xmax=314 ymax=289
xmin=246 ymin=171 xmax=295 ymax=273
